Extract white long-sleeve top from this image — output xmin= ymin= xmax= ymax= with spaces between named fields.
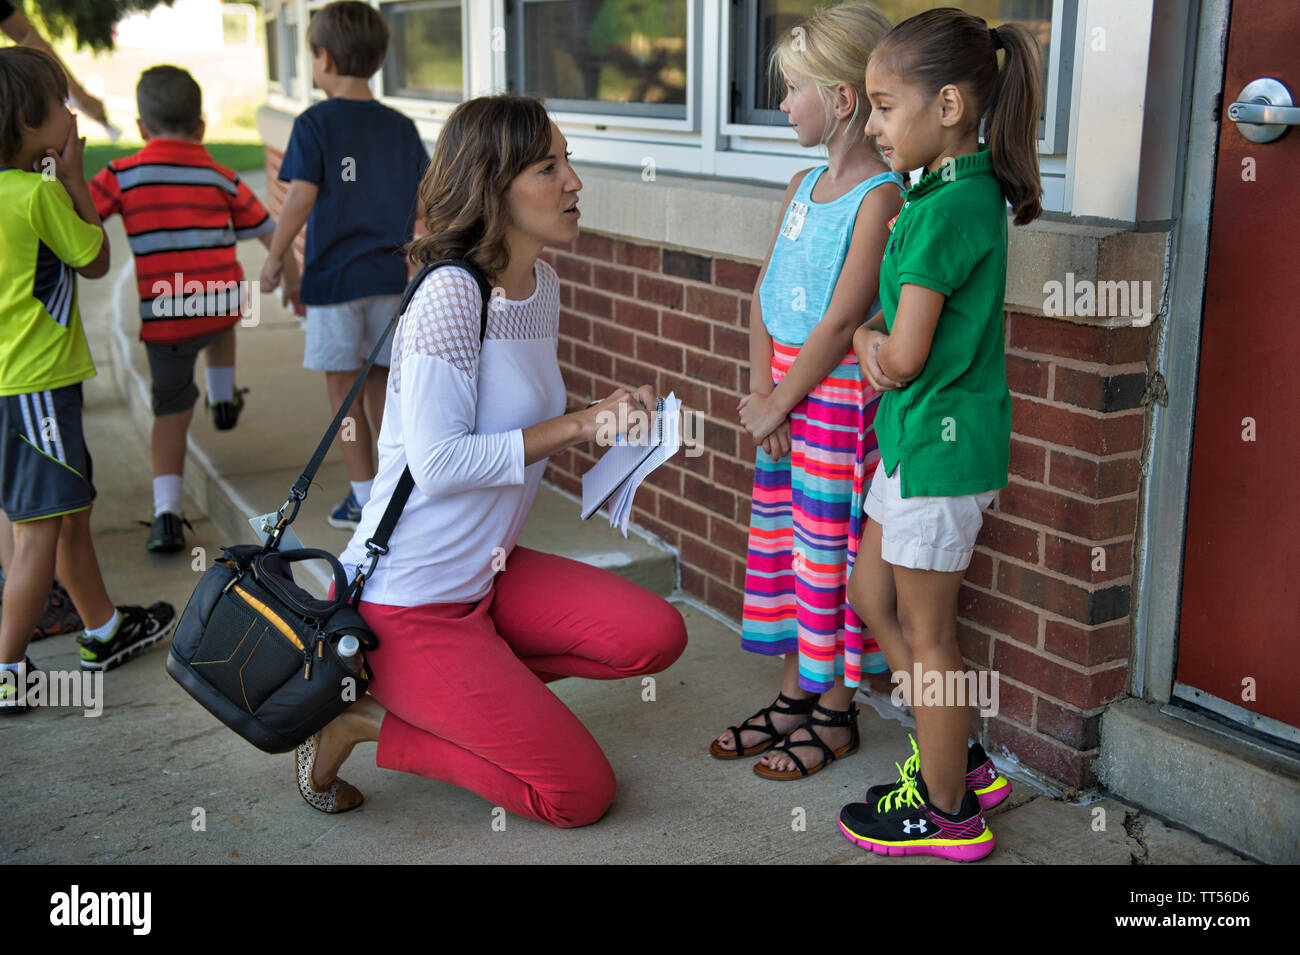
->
xmin=338 ymin=259 xmax=566 ymax=606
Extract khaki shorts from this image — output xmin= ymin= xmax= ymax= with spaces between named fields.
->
xmin=303 ymin=294 xmax=401 ymax=372
xmin=863 ymin=460 xmax=997 ymax=572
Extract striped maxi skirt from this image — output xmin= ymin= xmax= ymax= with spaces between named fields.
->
xmin=740 ymin=340 xmax=885 ymax=692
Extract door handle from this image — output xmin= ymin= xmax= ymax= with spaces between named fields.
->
xmin=1229 ymin=78 xmax=1296 ymax=143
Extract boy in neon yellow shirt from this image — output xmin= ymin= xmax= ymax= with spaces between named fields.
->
xmin=0 ymin=48 xmax=175 ymax=713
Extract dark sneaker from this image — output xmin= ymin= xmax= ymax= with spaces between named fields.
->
xmin=142 ymin=511 xmax=194 ymax=554
xmin=0 ymin=657 xmax=39 ymax=715
xmin=209 ymin=387 xmax=248 ymax=431
xmin=32 ymin=579 xmax=83 ymax=640
xmin=840 ymin=772 xmax=995 ymax=862
xmin=327 ymin=490 xmax=363 ymax=529
xmin=865 ymin=735 xmax=1012 ymax=811
xmin=77 ymin=603 xmax=176 ymax=671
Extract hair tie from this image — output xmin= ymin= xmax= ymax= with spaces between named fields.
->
xmin=989 ymin=26 xmax=1004 ymax=51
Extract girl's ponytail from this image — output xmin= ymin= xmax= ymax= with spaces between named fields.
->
xmin=986 ymin=22 xmax=1042 ymax=225
xmin=870 ymin=9 xmax=1044 ymax=225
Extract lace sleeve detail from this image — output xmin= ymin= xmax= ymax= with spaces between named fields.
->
xmin=391 ymin=266 xmax=484 ymax=392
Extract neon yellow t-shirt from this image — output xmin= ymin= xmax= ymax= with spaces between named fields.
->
xmin=0 ymin=168 xmax=104 ymax=396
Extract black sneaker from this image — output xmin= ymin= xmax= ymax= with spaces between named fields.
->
xmin=0 ymin=656 xmax=38 ymax=715
xmin=840 ymin=771 xmax=995 ymax=862
xmin=77 ymin=603 xmax=176 ymax=671
xmin=865 ymin=735 xmax=1012 ymax=811
xmin=141 ymin=512 xmax=194 ymax=554
xmin=209 ymin=387 xmax=248 ymax=431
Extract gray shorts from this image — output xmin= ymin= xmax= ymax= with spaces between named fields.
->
xmin=144 ymin=328 xmax=229 ymax=416
xmin=0 ymin=384 xmax=95 ymax=523
xmin=303 ymin=294 xmax=401 ymax=372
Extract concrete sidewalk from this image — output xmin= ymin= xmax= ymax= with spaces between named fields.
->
xmin=0 ymin=174 xmax=1251 ymax=865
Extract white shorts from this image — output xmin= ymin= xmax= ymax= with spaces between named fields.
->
xmin=863 ymin=460 xmax=997 ymax=572
xmin=303 ymin=293 xmax=402 ymax=372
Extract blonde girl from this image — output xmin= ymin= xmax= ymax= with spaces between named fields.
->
xmin=709 ymin=2 xmax=902 ymax=780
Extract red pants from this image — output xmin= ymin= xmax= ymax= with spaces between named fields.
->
xmin=358 ymin=546 xmax=687 ymax=828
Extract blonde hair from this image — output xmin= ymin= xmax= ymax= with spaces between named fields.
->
xmin=768 ymin=1 xmax=892 ymax=150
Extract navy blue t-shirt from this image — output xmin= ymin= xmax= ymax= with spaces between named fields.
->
xmin=278 ymin=98 xmax=429 ymax=305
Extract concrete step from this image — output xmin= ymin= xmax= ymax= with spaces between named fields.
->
xmin=99 ymin=202 xmax=676 ymax=599
xmin=1099 ymin=698 xmax=1300 ymax=863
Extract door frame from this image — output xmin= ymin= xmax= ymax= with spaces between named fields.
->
xmin=1131 ymin=0 xmax=1228 ymax=704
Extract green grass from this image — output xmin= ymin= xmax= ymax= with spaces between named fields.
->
xmin=83 ymin=142 xmax=265 ymax=179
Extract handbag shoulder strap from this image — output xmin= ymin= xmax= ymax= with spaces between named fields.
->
xmin=347 ymin=258 xmax=492 ymax=601
xmin=269 ymin=258 xmax=490 ymax=547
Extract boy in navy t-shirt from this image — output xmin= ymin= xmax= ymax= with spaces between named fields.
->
xmin=260 ymin=0 xmax=429 ymax=529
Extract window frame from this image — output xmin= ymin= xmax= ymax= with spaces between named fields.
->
xmin=722 ymin=0 xmax=1077 ymax=155
xmin=504 ymin=0 xmax=700 ymax=134
xmin=377 ymin=0 xmax=470 ymax=105
xmin=260 ymin=0 xmax=1078 ymax=212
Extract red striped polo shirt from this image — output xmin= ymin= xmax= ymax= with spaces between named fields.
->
xmin=89 ymin=139 xmax=275 ymax=344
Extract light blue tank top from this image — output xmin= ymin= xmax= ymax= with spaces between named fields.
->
xmin=758 ymin=167 xmax=904 ymax=347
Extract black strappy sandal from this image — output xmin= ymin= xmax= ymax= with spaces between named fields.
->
xmin=709 ymin=692 xmax=820 ymax=759
xmin=752 ymin=701 xmax=860 ymax=779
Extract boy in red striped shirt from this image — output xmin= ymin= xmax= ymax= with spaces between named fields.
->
xmin=91 ymin=66 xmax=301 ymax=553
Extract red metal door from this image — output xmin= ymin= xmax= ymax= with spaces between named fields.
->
xmin=1176 ymin=0 xmax=1300 ymax=732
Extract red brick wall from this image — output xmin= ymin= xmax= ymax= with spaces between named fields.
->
xmin=541 ymin=232 xmax=1154 ymax=791
xmin=262 ymin=140 xmax=1151 ymax=788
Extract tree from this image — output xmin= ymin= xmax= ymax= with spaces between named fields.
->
xmin=28 ymin=0 xmax=176 ymax=52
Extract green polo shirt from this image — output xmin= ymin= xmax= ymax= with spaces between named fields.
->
xmin=874 ymin=148 xmax=1011 ymax=498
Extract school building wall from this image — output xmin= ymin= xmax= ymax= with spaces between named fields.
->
xmin=261 ymin=136 xmax=1164 ymax=792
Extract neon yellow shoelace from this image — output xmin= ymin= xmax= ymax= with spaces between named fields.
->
xmin=874 ymin=735 xmax=922 ymax=814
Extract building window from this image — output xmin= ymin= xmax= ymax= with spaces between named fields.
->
xmin=731 ymin=0 xmax=1068 ymax=151
xmin=275 ymin=4 xmax=300 ymax=99
xmin=380 ymin=0 xmax=464 ymax=101
xmin=266 ymin=12 xmax=279 ymax=87
xmin=507 ymin=0 xmax=689 ymax=120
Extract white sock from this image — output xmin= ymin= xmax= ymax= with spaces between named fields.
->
xmin=0 ymin=661 xmax=22 ymax=674
xmin=153 ymin=474 xmax=184 ymax=517
xmin=205 ymin=365 xmax=235 ymax=404
xmin=86 ymin=609 xmax=121 ymax=643
xmin=351 ymin=480 xmax=373 ymax=507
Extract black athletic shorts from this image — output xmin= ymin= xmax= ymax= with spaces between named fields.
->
xmin=0 ymin=384 xmax=96 ymax=522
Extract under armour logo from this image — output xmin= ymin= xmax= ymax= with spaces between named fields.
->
xmin=902 ymin=819 xmax=927 ymax=834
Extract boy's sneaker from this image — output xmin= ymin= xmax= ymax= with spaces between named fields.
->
xmin=327 ymin=491 xmax=363 ymax=529
xmin=209 ymin=387 xmax=248 ymax=431
xmin=77 ymin=603 xmax=176 ymax=672
xmin=32 ymin=579 xmax=83 ymax=640
xmin=0 ymin=657 xmax=39 ymax=715
xmin=141 ymin=511 xmax=194 ymax=554
xmin=865 ymin=735 xmax=1012 ymax=811
xmin=840 ymin=772 xmax=995 ymax=862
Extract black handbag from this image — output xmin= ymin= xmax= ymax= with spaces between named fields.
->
xmin=166 ymin=258 xmax=492 ymax=753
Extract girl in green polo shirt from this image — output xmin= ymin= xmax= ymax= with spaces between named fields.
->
xmin=836 ymin=9 xmax=1044 ymax=862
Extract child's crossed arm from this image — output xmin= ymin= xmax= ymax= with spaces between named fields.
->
xmin=740 ymin=184 xmax=899 ymax=445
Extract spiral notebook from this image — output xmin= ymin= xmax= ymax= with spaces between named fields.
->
xmin=581 ymin=393 xmax=682 ymax=536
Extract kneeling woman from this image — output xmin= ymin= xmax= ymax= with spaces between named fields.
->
xmin=298 ymin=95 xmax=688 ymax=828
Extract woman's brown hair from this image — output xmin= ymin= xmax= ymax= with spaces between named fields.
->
xmin=870 ymin=8 xmax=1043 ymax=225
xmin=407 ymin=95 xmax=553 ymax=280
